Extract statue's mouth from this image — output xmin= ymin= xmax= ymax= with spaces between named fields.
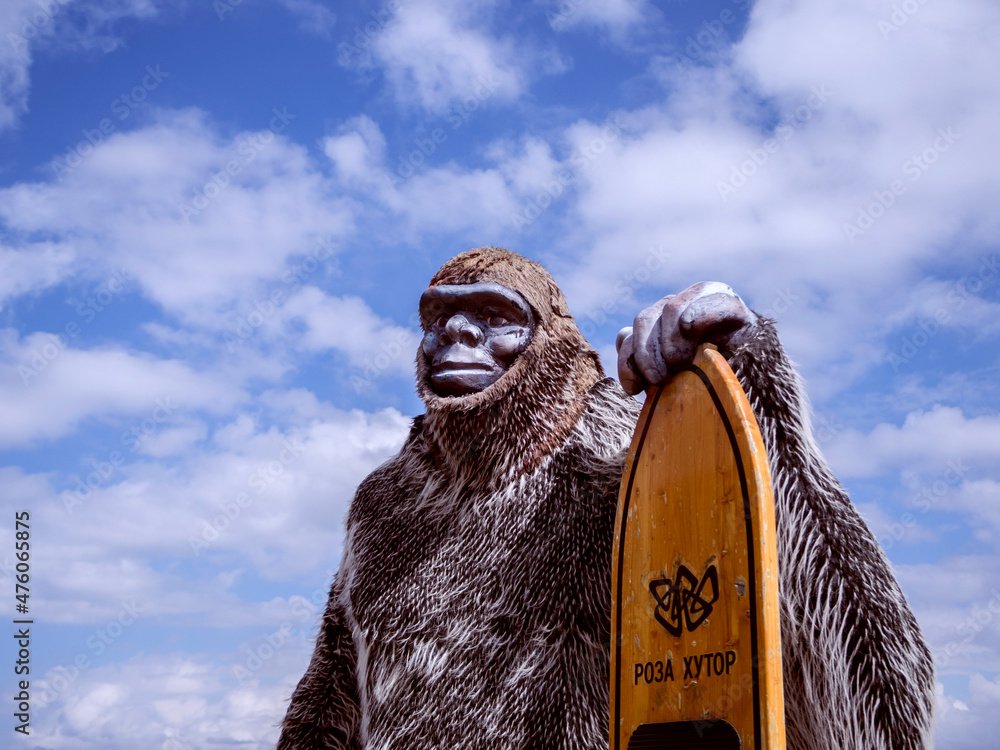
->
xmin=429 ymin=354 xmax=503 ymax=396
xmin=434 ymin=362 xmax=492 ymax=372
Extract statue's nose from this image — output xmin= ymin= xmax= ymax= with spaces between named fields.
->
xmin=444 ymin=313 xmax=484 ymax=346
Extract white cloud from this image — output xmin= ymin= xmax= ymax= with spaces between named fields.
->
xmin=0 ymin=0 xmax=35 ymax=130
xmin=0 ymin=241 xmax=77 ymax=307
xmin=277 ymin=285 xmax=420 ymax=376
xmin=892 ymin=557 xmax=1000 ymax=749
xmin=324 ymin=115 xmax=522 ymax=236
xmin=823 ymin=406 xmax=1000 ymax=479
xmin=0 ymin=392 xmax=410 ymax=705
xmin=0 ymin=329 xmax=243 ymax=447
xmin=878 ymin=271 xmax=1000 ymax=339
xmin=546 ymin=0 xmax=652 ymax=35
xmin=952 ymin=480 xmax=1000 ymax=545
xmin=854 ymin=499 xmax=938 ymax=548
xmin=276 ymin=0 xmax=336 ymax=35
xmin=936 ymin=675 xmax=1000 ymax=750
xmin=364 ymin=0 xmax=524 ymax=113
xmin=495 ymin=0 xmax=1000 ymax=397
xmin=324 ymin=114 xmax=387 ymax=185
xmin=488 ymin=136 xmax=564 ymax=194
xmin=0 ymin=398 xmax=409 ymax=620
xmin=0 ymin=109 xmax=352 ymax=324
xmin=31 ymin=646 xmax=310 ymax=749
xmin=0 ymin=111 xmax=432 ymax=396
xmin=1 ymin=3 xmax=998 ymax=748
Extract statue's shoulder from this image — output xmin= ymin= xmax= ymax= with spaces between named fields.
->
xmin=350 ymin=416 xmax=431 ymax=517
xmin=584 ymin=377 xmax=642 ymax=427
xmin=563 ymin=378 xmax=641 ymax=471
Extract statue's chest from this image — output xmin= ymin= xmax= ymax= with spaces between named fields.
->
xmin=350 ymin=486 xmax=542 ymax=641
xmin=342 ymin=449 xmax=617 ymax=748
xmin=350 ymin=458 xmax=615 ymax=626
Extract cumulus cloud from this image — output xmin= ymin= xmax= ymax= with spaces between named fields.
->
xmin=361 ymin=0 xmax=525 ymax=113
xmin=0 ymin=396 xmax=409 ymax=628
xmin=0 ymin=0 xmax=36 ymax=130
xmin=0 ymin=1 xmax=997 ymax=746
xmin=0 ymin=241 xmax=77 ymax=307
xmin=276 ymin=0 xmax=336 ymax=35
xmin=546 ymin=0 xmax=653 ymax=36
xmin=893 ymin=555 xmax=1000 ymax=747
xmin=0 ymin=109 xmax=352 ymax=324
xmin=313 ymin=12 xmax=1000 ymax=399
xmin=492 ymin=0 xmax=1000 ymax=399
xmin=319 ymin=0 xmax=1000 ymax=395
xmin=30 ymin=645 xmax=311 ymax=749
xmin=934 ymin=674 xmax=1000 ymax=750
xmin=277 ymin=286 xmax=420 ymax=375
xmin=823 ymin=406 xmax=1000 ymax=479
xmin=323 ymin=115 xmax=522 ymax=236
xmin=0 ymin=329 xmax=244 ymax=447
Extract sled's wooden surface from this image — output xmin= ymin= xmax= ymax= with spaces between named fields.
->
xmin=610 ymin=345 xmax=785 ymax=750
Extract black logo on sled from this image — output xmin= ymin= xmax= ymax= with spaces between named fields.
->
xmin=648 ymin=564 xmax=719 ymax=636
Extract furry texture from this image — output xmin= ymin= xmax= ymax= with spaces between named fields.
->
xmin=278 ymin=249 xmax=934 ymax=750
xmin=729 ymin=320 xmax=935 ymax=749
xmin=415 ymin=248 xmax=604 ymax=485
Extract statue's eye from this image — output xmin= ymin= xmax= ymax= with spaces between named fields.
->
xmin=434 ymin=314 xmax=449 ymax=327
xmin=488 ymin=315 xmax=509 ymax=327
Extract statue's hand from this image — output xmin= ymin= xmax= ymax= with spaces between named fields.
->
xmin=616 ymin=282 xmax=758 ymax=395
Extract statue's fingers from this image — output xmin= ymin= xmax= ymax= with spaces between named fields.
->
xmin=679 ymin=292 xmax=752 ymax=341
xmin=632 ymin=298 xmax=670 ymax=385
xmin=616 ymin=330 xmax=646 ymax=395
xmin=615 ymin=326 xmax=632 ymax=353
xmin=657 ymin=292 xmax=699 ymax=370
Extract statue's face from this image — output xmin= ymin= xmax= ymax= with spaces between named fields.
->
xmin=419 ymin=282 xmax=535 ymax=397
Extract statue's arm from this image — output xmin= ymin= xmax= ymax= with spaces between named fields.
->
xmin=277 ymin=573 xmax=361 ymax=750
xmin=728 ymin=321 xmax=935 ymax=750
xmin=617 ymin=286 xmax=935 ymax=749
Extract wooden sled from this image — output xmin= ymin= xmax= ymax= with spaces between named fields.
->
xmin=610 ymin=344 xmax=785 ymax=750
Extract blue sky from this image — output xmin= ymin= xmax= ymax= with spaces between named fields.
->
xmin=0 ymin=0 xmax=998 ymax=747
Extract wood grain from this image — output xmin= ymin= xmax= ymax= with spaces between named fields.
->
xmin=610 ymin=344 xmax=785 ymax=750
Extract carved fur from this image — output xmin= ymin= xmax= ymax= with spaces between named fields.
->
xmin=729 ymin=321 xmax=935 ymax=749
xmin=278 ymin=249 xmax=934 ymax=749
